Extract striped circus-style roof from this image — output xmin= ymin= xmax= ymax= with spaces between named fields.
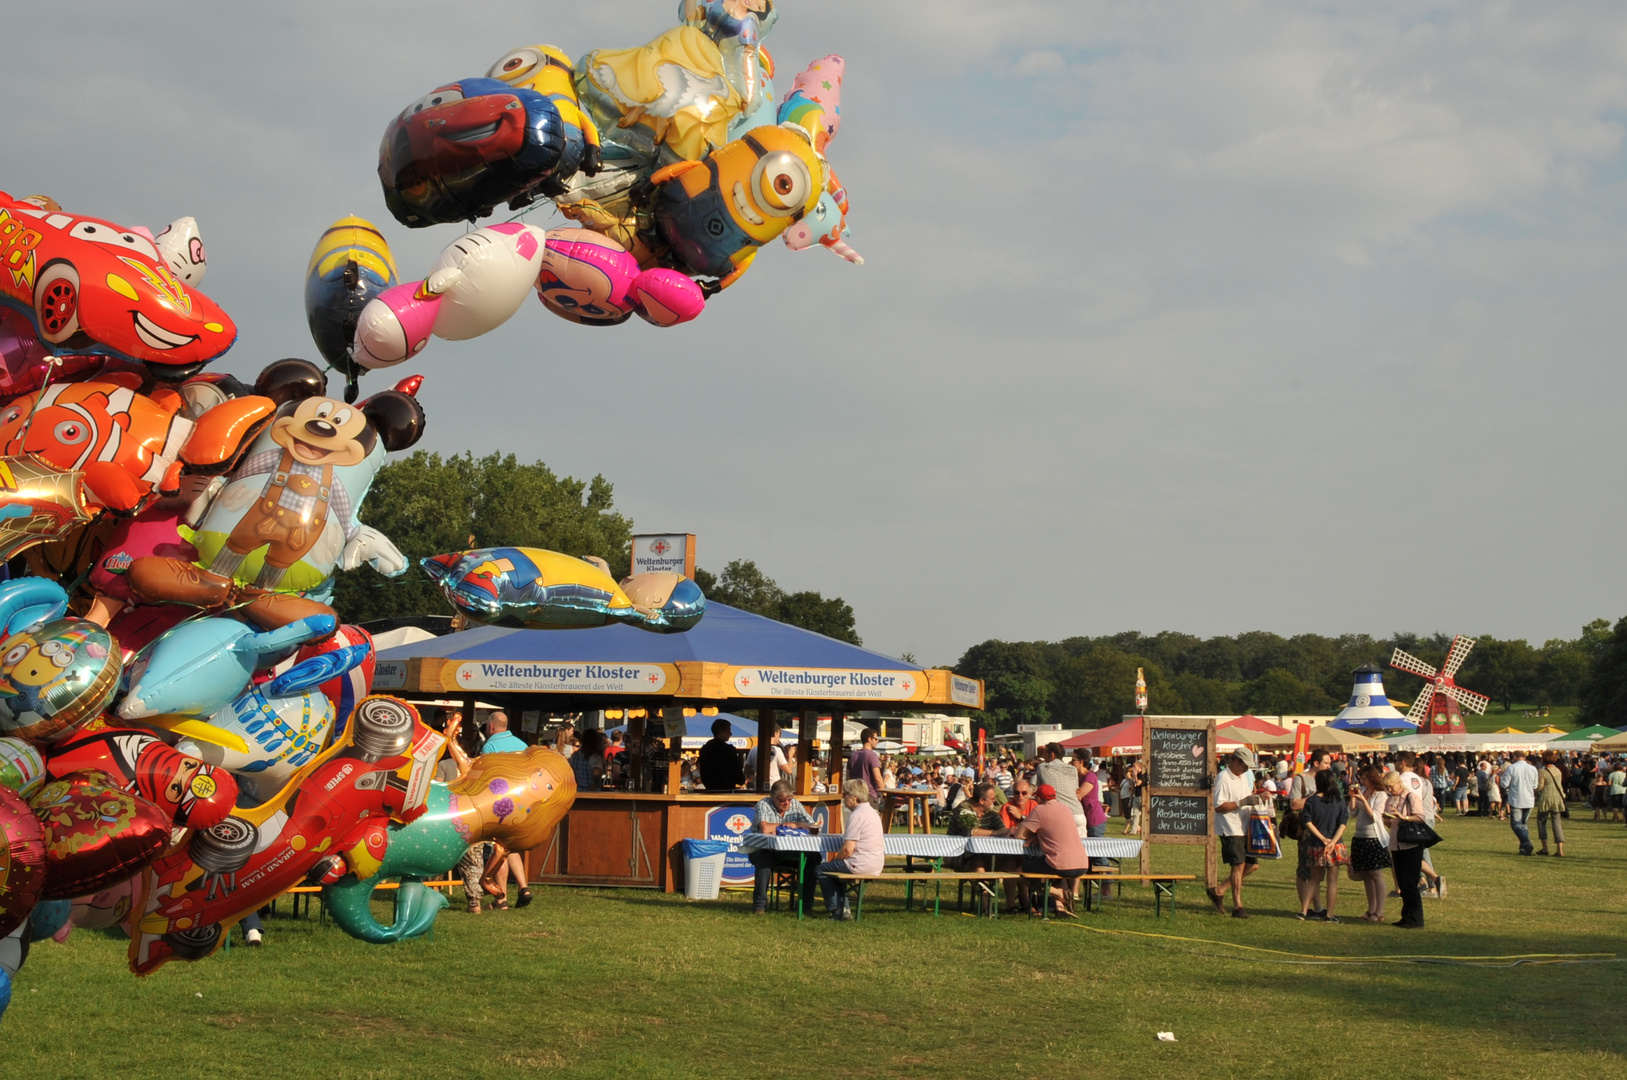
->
xmin=1330 ymin=664 xmax=1415 ymax=731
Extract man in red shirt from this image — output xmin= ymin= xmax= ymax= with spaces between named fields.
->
xmin=1012 ymin=783 xmax=1090 ymax=916
xmin=1000 ymin=776 xmax=1037 ymax=829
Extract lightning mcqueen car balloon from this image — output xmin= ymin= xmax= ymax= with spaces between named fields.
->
xmin=0 ymin=192 xmax=237 ymax=378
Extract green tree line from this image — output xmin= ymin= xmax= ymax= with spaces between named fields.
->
xmin=954 ymin=622 xmax=1615 ymax=733
xmin=334 ymin=451 xmax=859 ymax=644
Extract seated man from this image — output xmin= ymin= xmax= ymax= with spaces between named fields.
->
xmin=1001 ymin=777 xmax=1037 ymax=829
xmin=1012 ymin=783 xmax=1090 ymax=916
xmin=816 ymin=780 xmax=885 ymax=920
xmin=949 ymin=780 xmax=1021 ymax=911
xmin=749 ymin=779 xmax=821 ymax=915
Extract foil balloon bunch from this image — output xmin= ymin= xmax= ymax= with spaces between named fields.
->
xmin=0 ymin=189 xmax=455 ymax=1000
xmin=303 ymin=1 xmax=861 ymax=402
xmin=0 ymin=11 xmax=759 ymax=1005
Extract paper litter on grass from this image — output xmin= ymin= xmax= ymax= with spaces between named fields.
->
xmin=1156 ymin=1032 xmax=1176 ymax=1042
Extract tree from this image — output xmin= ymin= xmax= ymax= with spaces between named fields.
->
xmin=1238 ymin=668 xmax=1336 ymax=716
xmin=1463 ymin=637 xmax=1537 ymax=712
xmin=694 ymin=559 xmax=861 ymax=644
xmin=1580 ymin=618 xmax=1613 ymax=661
xmin=704 ymin=559 xmax=785 ymax=616
xmin=1577 ymin=616 xmax=1627 ymax=726
xmin=1172 ymin=672 xmax=1233 ymax=714
xmin=1049 ymin=646 xmax=1187 ymax=729
xmin=778 ymin=591 xmax=860 ymax=643
xmin=333 ymin=451 xmax=632 ymax=624
xmin=1534 ymin=639 xmax=1591 ymax=707
xmin=955 ymin=640 xmax=1054 ymax=734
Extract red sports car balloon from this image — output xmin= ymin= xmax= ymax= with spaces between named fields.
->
xmin=0 ymin=784 xmax=46 ymax=937
xmin=30 ymin=769 xmax=169 ymax=900
xmin=0 ymin=191 xmax=237 ymax=377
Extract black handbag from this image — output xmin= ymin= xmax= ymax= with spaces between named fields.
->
xmin=1396 ymin=819 xmax=1443 ymax=848
xmin=1278 ymin=810 xmax=1301 ymax=842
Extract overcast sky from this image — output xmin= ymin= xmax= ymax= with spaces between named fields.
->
xmin=7 ymin=2 xmax=1627 ymax=665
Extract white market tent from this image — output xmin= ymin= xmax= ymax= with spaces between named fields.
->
xmin=1383 ymin=732 xmax=1566 ymax=753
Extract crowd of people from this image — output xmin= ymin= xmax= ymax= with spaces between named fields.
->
xmin=1212 ymin=743 xmax=1608 ymax=928
xmin=425 ymin=710 xmax=1621 ymax=928
xmin=736 ymin=731 xmax=1139 ymax=919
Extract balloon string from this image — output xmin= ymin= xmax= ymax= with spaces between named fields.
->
xmin=16 ymin=355 xmax=64 ymax=443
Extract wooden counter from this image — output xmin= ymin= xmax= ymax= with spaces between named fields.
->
xmin=526 ymin=790 xmax=847 ymax=892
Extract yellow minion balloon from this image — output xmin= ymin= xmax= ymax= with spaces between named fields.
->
xmin=652 ymin=123 xmax=826 ymax=288
xmin=486 ymin=44 xmax=605 ymax=179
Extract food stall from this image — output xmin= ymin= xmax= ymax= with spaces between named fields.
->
xmin=374 ymin=603 xmax=983 ymax=891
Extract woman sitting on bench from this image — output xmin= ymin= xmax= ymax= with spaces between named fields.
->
xmin=816 ymin=780 xmax=886 ymax=921
xmin=1011 ymin=783 xmax=1090 ymax=916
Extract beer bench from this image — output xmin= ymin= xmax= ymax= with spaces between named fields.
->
xmin=1018 ymin=872 xmax=1197 ymax=918
xmin=824 ymin=871 xmax=1021 ymax=920
xmin=268 ymin=879 xmax=462 ymax=923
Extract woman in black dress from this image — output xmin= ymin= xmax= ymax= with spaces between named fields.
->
xmin=1348 ymin=764 xmax=1393 ymax=923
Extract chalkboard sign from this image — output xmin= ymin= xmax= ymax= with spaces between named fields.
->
xmin=1148 ymin=726 xmax=1209 ymax=790
xmin=1148 ymin=794 xmax=1209 ymax=837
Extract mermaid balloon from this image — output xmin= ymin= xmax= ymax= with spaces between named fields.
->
xmin=323 ymin=745 xmax=574 ymax=943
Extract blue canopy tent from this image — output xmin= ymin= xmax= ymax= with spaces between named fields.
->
xmin=375 ymin=603 xmax=922 ymax=669
xmin=371 ymin=604 xmax=983 ymax=894
xmin=373 ymin=602 xmax=972 ymax=712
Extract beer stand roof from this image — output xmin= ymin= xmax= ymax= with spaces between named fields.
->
xmin=372 ymin=602 xmax=983 ymax=713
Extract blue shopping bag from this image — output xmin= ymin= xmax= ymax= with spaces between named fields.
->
xmin=1246 ymin=808 xmax=1282 ymax=859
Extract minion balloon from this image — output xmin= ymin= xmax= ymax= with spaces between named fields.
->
xmin=0 ymin=619 xmax=121 ymax=745
xmin=652 ymin=123 xmax=826 ymax=288
xmin=485 ymin=44 xmax=605 ymax=185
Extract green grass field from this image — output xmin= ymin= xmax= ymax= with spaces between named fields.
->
xmin=4 ymin=811 xmax=1625 ymax=1080
xmin=1461 ymin=704 xmax=1583 ymax=733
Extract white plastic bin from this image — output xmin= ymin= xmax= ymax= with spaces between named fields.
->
xmin=684 ymin=852 xmax=726 ymax=900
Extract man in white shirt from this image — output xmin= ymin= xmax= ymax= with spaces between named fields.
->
xmin=1210 ymin=747 xmax=1265 ymax=919
xmin=1501 ymin=750 xmax=1539 ymax=856
xmin=743 ymin=726 xmax=788 ymax=790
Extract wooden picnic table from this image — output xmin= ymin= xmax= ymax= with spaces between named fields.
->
xmin=881 ymin=789 xmax=934 ymax=833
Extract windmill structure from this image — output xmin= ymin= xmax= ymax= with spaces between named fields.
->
xmin=1390 ymin=636 xmax=1490 ymax=736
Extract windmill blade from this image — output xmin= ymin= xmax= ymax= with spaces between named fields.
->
xmin=1390 ymin=648 xmax=1437 ymax=680
xmin=1440 ymin=635 xmax=1477 ymax=680
xmin=1443 ymin=683 xmax=1490 ymax=716
xmin=1405 ymin=690 xmax=1434 ymax=726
